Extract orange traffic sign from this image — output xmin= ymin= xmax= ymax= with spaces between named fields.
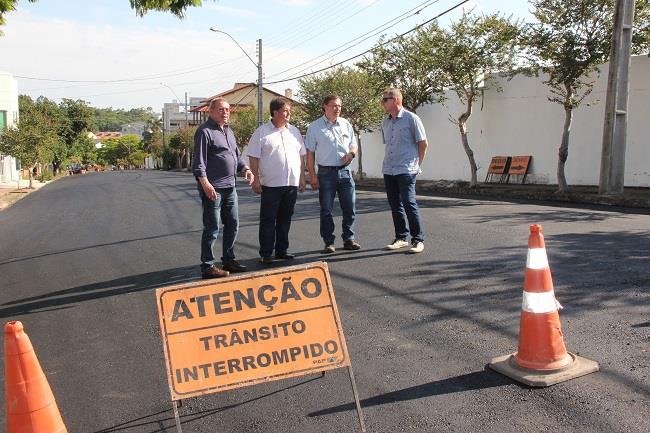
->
xmin=156 ymin=262 xmax=350 ymax=400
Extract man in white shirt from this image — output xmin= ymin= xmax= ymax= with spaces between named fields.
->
xmin=248 ymin=98 xmax=306 ymax=264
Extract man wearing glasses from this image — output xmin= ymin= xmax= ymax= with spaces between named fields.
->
xmin=380 ymin=89 xmax=428 ymax=254
xmin=193 ymin=97 xmax=254 ymax=278
xmin=306 ymin=95 xmax=361 ymax=254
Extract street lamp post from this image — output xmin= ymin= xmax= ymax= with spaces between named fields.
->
xmin=210 ymin=27 xmax=264 ymax=126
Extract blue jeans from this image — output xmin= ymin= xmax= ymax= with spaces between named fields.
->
xmin=198 ymin=185 xmax=239 ymax=270
xmin=259 ymin=186 xmax=298 ymax=258
xmin=383 ymin=174 xmax=424 ymax=243
xmin=318 ymin=166 xmax=356 ymax=245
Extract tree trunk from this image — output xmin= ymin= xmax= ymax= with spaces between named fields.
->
xmin=458 ymin=98 xmax=477 ymax=187
xmin=557 ymin=86 xmax=574 ymax=193
xmin=354 ymin=128 xmax=364 ymax=180
xmin=28 ymin=167 xmax=34 ymax=189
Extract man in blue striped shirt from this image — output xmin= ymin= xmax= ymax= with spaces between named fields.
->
xmin=380 ymin=88 xmax=428 ymax=254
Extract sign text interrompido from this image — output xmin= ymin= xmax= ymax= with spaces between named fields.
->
xmin=156 ymin=262 xmax=350 ymax=400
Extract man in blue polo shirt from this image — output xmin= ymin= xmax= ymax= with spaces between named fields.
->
xmin=306 ymin=95 xmax=361 ymax=254
xmin=193 ymin=97 xmax=254 ymax=278
xmin=380 ymin=88 xmax=428 ymax=254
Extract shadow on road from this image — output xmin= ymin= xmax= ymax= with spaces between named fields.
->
xmin=308 ymin=369 xmax=509 ymax=417
xmin=94 ymin=375 xmax=324 ymax=433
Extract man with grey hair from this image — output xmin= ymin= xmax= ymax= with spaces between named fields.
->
xmin=193 ymin=97 xmax=254 ymax=278
xmin=380 ymin=88 xmax=428 ymax=254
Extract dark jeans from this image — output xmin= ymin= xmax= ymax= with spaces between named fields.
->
xmin=383 ymin=174 xmax=424 ymax=243
xmin=318 ymin=166 xmax=356 ymax=245
xmin=198 ymin=185 xmax=239 ymax=270
xmin=259 ymin=186 xmax=298 ymax=258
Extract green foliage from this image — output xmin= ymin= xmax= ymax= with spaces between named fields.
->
xmin=358 ymin=26 xmax=446 ymax=112
xmin=298 ymin=66 xmax=384 ymax=133
xmin=431 ymin=13 xmax=521 ymax=106
xmin=0 ymin=0 xmax=36 ymax=35
xmin=92 ymin=106 xmax=157 ymax=132
xmin=130 ymin=0 xmax=203 ymax=17
xmin=97 ymin=135 xmax=144 ymax=167
xmin=0 ymin=96 xmax=57 ymax=174
xmin=142 ymin=117 xmax=163 ymax=156
xmin=230 ymin=107 xmax=262 ymax=148
xmin=298 ymin=66 xmax=384 ymax=179
xmin=524 ymin=0 xmax=649 ymax=110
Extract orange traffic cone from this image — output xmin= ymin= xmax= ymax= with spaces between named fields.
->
xmin=5 ymin=321 xmax=68 ymax=433
xmin=488 ymin=224 xmax=599 ymax=386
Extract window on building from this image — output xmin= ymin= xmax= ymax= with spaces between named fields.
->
xmin=0 ymin=110 xmax=7 ymax=130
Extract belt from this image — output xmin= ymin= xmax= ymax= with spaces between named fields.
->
xmin=318 ymin=165 xmax=347 ymax=171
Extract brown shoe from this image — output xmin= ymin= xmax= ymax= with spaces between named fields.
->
xmin=202 ymin=265 xmax=230 ymax=279
xmin=322 ymin=244 xmax=335 ymax=254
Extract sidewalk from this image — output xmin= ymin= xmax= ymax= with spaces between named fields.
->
xmin=355 ymin=178 xmax=650 ymax=210
xmin=0 ymin=179 xmax=49 ymax=211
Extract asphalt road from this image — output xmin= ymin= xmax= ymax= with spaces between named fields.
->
xmin=0 ymin=170 xmax=648 ymax=433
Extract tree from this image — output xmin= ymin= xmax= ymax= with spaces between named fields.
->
xmin=230 ymin=107 xmax=270 ymax=151
xmin=0 ymin=99 xmax=57 ymax=188
xmin=58 ymin=98 xmax=95 ymax=172
xmin=130 ymin=0 xmax=203 ymax=17
xmin=358 ymin=25 xmax=446 ymax=113
xmin=430 ymin=12 xmax=521 ymax=187
xmin=1 ymin=1 xmax=205 ymax=34
xmin=143 ymin=117 xmax=164 ymax=168
xmin=168 ymin=126 xmax=196 ymax=169
xmin=298 ymin=67 xmax=384 ymax=179
xmin=97 ymin=135 xmax=143 ymax=168
xmin=524 ymin=0 xmax=649 ymax=193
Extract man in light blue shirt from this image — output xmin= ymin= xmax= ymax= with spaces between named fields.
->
xmin=306 ymin=95 xmax=361 ymax=254
xmin=381 ymin=88 xmax=428 ymax=254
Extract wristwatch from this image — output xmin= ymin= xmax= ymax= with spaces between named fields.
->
xmin=349 ymin=151 xmax=356 ymax=158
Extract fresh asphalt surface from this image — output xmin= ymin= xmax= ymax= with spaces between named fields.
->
xmin=0 ymin=170 xmax=648 ymax=433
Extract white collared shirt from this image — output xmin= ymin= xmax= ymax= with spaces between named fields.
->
xmin=247 ymin=121 xmax=306 ymax=187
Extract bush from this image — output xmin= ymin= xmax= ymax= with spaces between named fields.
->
xmin=38 ymin=170 xmax=54 ymax=182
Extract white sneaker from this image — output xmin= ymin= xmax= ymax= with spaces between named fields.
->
xmin=386 ymin=239 xmax=409 ymax=250
xmin=408 ymin=241 xmax=424 ymax=254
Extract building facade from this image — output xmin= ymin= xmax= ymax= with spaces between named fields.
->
xmin=0 ymin=71 xmax=20 ymax=184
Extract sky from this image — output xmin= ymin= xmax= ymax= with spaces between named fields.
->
xmin=0 ymin=0 xmax=532 ymax=111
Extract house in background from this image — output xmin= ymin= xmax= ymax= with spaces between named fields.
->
xmin=88 ymin=131 xmax=122 ymax=149
xmin=0 ymin=71 xmax=20 ymax=184
xmin=190 ymin=83 xmax=297 ymax=122
xmin=121 ymin=122 xmax=146 ymax=137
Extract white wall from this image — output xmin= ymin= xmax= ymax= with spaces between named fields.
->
xmin=0 ymin=71 xmax=20 ymax=183
xmin=359 ymin=55 xmax=650 ymax=187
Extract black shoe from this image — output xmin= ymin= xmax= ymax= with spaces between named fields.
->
xmin=275 ymin=252 xmax=295 ymax=260
xmin=222 ymin=260 xmax=247 ymax=273
xmin=259 ymin=256 xmax=273 ymax=265
xmin=343 ymin=240 xmax=361 ymax=250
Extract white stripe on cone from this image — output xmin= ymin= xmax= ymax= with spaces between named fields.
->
xmin=526 ymin=248 xmax=549 ymax=270
xmin=522 ymin=291 xmax=563 ymax=313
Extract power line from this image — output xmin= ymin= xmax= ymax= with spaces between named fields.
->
xmin=265 ymin=0 xmax=470 ymax=85
xmin=266 ymin=0 xmax=441 ymax=80
xmin=264 ymin=0 xmax=382 ymax=64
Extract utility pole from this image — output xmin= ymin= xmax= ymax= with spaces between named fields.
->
xmin=599 ymin=0 xmax=636 ymax=195
xmin=257 ymin=39 xmax=264 ymax=127
xmin=161 ymin=108 xmax=166 ymax=170
xmin=185 ymin=91 xmax=189 ymax=129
